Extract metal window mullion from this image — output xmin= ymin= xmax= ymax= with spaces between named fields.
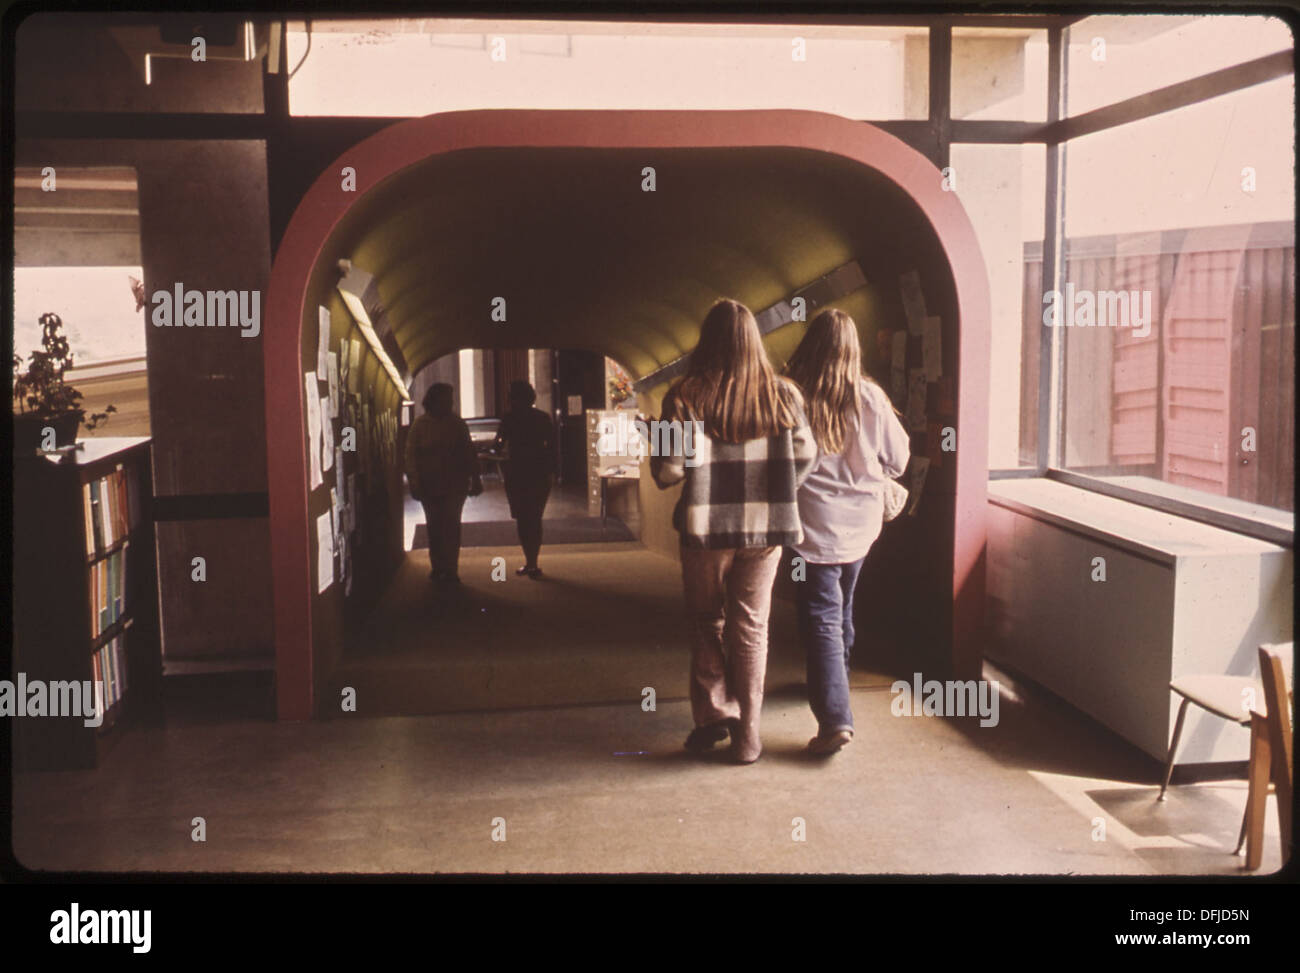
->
xmin=1038 ymin=25 xmax=1068 ymax=475
xmin=929 ymin=25 xmax=952 ymax=170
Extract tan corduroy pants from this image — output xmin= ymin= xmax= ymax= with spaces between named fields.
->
xmin=679 ymin=545 xmax=782 ymax=762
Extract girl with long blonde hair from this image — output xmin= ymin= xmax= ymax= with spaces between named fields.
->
xmin=651 ymin=299 xmax=816 ymax=764
xmin=783 ymin=308 xmax=910 ymax=755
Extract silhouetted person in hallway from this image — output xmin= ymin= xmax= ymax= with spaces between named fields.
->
xmin=404 ymin=383 xmax=482 ymax=586
xmin=494 ymin=380 xmax=555 ymax=578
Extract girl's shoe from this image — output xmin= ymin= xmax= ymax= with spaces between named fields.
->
xmin=526 ymin=567 xmax=543 ymax=579
xmin=516 ymin=565 xmax=532 ymax=576
xmin=807 ymin=729 xmax=853 ymax=755
xmin=684 ymin=722 xmax=731 ymax=752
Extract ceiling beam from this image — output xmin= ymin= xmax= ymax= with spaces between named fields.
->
xmin=632 ymin=259 xmax=866 ymax=392
xmin=1041 ymin=48 xmax=1294 ymax=144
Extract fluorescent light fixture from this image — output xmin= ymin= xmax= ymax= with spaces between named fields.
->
xmin=336 ymin=264 xmax=411 ymax=402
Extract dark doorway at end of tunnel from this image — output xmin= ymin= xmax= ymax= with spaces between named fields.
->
xmin=404 ymin=346 xmax=640 ymax=550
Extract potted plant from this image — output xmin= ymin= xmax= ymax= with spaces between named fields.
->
xmin=12 ymin=312 xmax=115 ymax=453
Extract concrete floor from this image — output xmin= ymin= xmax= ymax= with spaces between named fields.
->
xmin=403 ymin=477 xmax=602 ymax=549
xmin=13 ymin=596 xmax=1283 ymax=875
xmin=11 ymin=525 xmax=1284 ymax=875
xmin=334 ymin=543 xmax=898 ymax=716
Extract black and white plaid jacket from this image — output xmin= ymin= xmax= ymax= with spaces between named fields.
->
xmin=650 ymin=381 xmax=817 ymax=550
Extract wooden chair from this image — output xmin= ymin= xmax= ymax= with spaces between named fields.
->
xmin=1243 ymin=643 xmax=1293 ymax=870
xmin=1160 ymin=642 xmax=1293 ymax=868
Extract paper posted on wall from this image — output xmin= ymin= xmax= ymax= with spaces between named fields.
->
xmin=922 ymin=316 xmax=943 ymax=382
xmin=899 ymin=271 xmax=927 ymax=334
xmin=891 ymin=330 xmax=907 ymax=369
xmin=340 ymin=533 xmax=352 ymax=596
xmin=304 ymin=374 xmax=323 ymax=490
xmin=326 ymin=352 xmax=340 ymax=417
xmin=906 ymin=368 xmax=928 ymax=433
xmin=346 ymin=473 xmax=357 ymax=533
xmin=322 ymin=402 xmax=335 ymax=471
xmin=317 ymin=307 xmax=330 ymax=376
xmin=316 ymin=512 xmax=334 ymax=592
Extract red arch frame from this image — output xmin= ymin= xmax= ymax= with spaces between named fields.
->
xmin=264 ymin=109 xmax=992 ymax=720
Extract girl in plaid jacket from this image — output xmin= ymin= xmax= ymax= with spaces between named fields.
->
xmin=651 ymin=299 xmax=816 ymax=764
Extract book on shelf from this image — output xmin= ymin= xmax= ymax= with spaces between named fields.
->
xmin=92 ymin=634 xmax=128 ymax=715
xmin=90 ymin=547 xmax=128 ymax=639
xmin=83 ymin=465 xmax=135 ymax=558
xmin=83 ymin=483 xmax=95 ymax=557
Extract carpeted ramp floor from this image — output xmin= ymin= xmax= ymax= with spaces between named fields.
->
xmin=333 ymin=543 xmax=898 ymax=717
xmin=413 ymin=516 xmax=634 ymax=548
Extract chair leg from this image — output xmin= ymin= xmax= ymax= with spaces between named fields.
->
xmin=1269 ymin=719 xmax=1292 ymax=864
xmin=1160 ymin=697 xmax=1191 ymax=801
xmin=1245 ymin=715 xmax=1272 ymax=871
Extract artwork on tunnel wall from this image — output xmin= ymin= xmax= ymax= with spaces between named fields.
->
xmin=315 ymin=511 xmax=333 ymax=594
xmin=899 ymin=270 xmax=927 ymax=335
xmin=906 ymin=369 xmax=928 ymax=432
xmin=304 ymin=372 xmax=324 ymax=490
xmin=887 ymin=269 xmax=956 ymax=518
xmin=317 ymin=306 xmax=330 ymax=376
xmin=890 ymin=330 xmax=907 ymax=404
xmin=307 ymin=305 xmax=374 ymax=598
xmin=327 ymin=352 xmax=340 ymax=415
xmin=922 ymin=316 xmax=943 ymax=382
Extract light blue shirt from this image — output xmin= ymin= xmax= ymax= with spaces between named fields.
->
xmin=792 ymin=378 xmax=911 ymax=565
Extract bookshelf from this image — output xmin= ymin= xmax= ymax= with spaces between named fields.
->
xmin=12 ymin=437 xmax=161 ymax=771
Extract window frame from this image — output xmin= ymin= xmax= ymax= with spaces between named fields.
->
xmin=985 ymin=17 xmax=1295 ymax=548
xmin=15 ymin=12 xmax=1292 ymax=541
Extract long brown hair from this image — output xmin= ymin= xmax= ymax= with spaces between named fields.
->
xmin=784 ymin=308 xmax=865 ymax=455
xmin=672 ymin=299 xmax=800 ymax=443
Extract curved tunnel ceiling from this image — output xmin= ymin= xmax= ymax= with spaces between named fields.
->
xmin=321 ymin=145 xmax=945 ymax=384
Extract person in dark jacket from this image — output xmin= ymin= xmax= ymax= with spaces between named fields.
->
xmin=404 ymin=383 xmax=482 ymax=585
xmin=493 ymin=380 xmax=555 ymax=578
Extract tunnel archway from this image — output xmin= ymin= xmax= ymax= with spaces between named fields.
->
xmin=264 ymin=109 xmax=992 ymax=721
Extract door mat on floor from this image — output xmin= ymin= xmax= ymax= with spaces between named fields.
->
xmin=414 ymin=517 xmax=634 ymax=548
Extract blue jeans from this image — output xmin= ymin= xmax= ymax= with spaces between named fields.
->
xmin=790 ymin=551 xmax=865 ymax=735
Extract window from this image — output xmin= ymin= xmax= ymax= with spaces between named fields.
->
xmin=1059 ymin=77 xmax=1295 ymax=513
xmin=12 ymin=166 xmax=150 ymax=436
xmin=13 ymin=266 xmax=147 ymax=366
xmin=287 ymin=19 xmax=929 ymax=119
xmin=1065 ymin=14 xmax=1293 ymax=117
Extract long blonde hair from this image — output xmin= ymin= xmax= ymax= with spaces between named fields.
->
xmin=671 ymin=299 xmax=800 ymax=443
xmin=784 ymin=308 xmax=865 ymax=455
